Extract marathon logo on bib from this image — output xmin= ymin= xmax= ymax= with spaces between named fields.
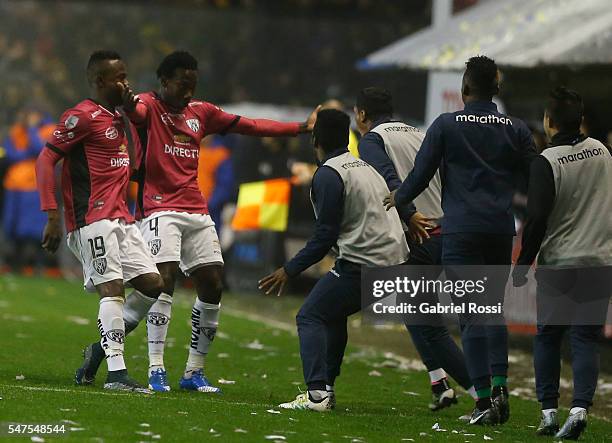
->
xmin=186 ymin=119 xmax=200 ymax=133
xmin=93 ymin=257 xmax=107 ymax=275
xmin=149 ymin=238 xmax=162 ymax=255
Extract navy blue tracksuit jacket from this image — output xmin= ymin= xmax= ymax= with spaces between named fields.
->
xmin=395 ymin=101 xmax=536 ymax=235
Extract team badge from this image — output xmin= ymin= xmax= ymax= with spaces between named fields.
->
xmin=64 ymin=115 xmax=79 ymax=129
xmin=149 ymin=238 xmax=162 ymax=255
xmin=106 ymin=329 xmax=125 ymax=344
xmin=200 ymin=327 xmax=217 ymax=341
xmin=93 ymin=257 xmax=107 ymax=275
xmin=148 ymin=312 xmax=169 ymax=326
xmin=186 ymin=119 xmax=200 ymax=133
xmin=105 ymin=126 xmax=119 ymax=139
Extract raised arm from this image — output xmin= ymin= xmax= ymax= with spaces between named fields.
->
xmin=207 ymin=104 xmax=320 ymax=137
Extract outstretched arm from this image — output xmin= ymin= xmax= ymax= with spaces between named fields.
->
xmin=210 ymin=105 xmax=320 ymax=137
xmin=258 ymin=166 xmax=343 ymax=296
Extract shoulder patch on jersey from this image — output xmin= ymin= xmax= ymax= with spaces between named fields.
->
xmin=64 ymin=115 xmax=79 ymax=129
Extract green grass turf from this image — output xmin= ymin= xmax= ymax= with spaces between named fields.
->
xmin=0 ymin=275 xmax=610 ymax=442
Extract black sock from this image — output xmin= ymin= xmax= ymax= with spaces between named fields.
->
xmin=106 ymin=369 xmax=128 ymax=382
xmin=476 ymin=397 xmax=492 ymax=410
xmin=492 ymin=385 xmax=508 ymax=398
xmin=432 ymin=378 xmax=451 ymax=396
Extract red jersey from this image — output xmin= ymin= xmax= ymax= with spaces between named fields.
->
xmin=129 ymin=92 xmax=301 ymax=219
xmin=38 ymin=99 xmax=139 ymax=232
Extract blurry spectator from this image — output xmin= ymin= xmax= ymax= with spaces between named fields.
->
xmin=198 ymin=135 xmax=236 ymax=234
xmin=2 ymin=108 xmax=54 ymax=272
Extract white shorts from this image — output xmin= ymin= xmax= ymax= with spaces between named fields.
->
xmin=67 ymin=219 xmax=160 ymax=292
xmin=138 ymin=211 xmax=224 ymax=275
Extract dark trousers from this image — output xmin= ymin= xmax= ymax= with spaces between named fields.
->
xmin=534 ymin=267 xmax=611 ymax=410
xmin=297 ymin=260 xmax=362 ymax=388
xmin=442 ymin=232 xmax=513 ymax=392
xmin=405 ymin=235 xmax=472 ymax=389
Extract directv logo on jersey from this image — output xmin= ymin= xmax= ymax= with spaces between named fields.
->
xmin=164 ymin=144 xmax=199 ymax=158
xmin=110 ymin=158 xmax=129 ymax=167
xmin=456 ymin=114 xmax=513 ymax=125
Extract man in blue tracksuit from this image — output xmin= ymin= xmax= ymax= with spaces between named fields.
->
xmin=385 ymin=56 xmax=536 ymax=425
xmin=355 ymin=87 xmax=474 ymax=410
xmin=514 ymin=87 xmax=612 ymax=440
xmin=259 ymin=109 xmax=408 ymax=411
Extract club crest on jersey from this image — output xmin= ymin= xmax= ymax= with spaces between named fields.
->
xmin=148 ymin=312 xmax=169 ymax=326
xmin=149 ymin=238 xmax=162 ymax=255
xmin=186 ymin=119 xmax=200 ymax=133
xmin=106 ymin=329 xmax=125 ymax=344
xmin=105 ymin=126 xmax=119 ymax=140
xmin=64 ymin=115 xmax=79 ymax=129
xmin=160 ymin=113 xmax=174 ymax=126
xmin=93 ymin=257 xmax=107 ymax=275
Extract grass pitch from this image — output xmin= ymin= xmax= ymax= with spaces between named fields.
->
xmin=0 ymin=275 xmax=610 ymax=442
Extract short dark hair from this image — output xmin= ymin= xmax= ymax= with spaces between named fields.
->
xmin=355 ymin=87 xmax=393 ymax=121
xmin=86 ymin=50 xmax=121 ymax=85
xmin=313 ymin=109 xmax=350 ymax=153
xmin=546 ymin=87 xmax=583 ymax=133
xmin=464 ymin=55 xmax=498 ymax=98
xmin=156 ymin=50 xmax=198 ymax=79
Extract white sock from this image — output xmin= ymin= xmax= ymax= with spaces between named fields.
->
xmin=467 ymin=386 xmax=478 ymax=400
xmin=185 ymin=299 xmax=220 ymax=376
xmin=308 ymin=389 xmax=328 ymax=401
xmin=98 ymin=296 xmax=126 ymax=372
xmin=542 ymin=408 xmax=557 ymax=417
xmin=147 ymin=292 xmax=172 ymax=370
xmin=570 ymin=407 xmax=587 ymax=415
xmin=123 ymin=290 xmax=156 ymax=333
xmin=326 ymin=384 xmax=334 ymax=392
xmin=428 ymin=368 xmax=446 ymax=384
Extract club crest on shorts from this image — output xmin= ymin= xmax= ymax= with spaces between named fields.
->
xmin=186 ymin=119 xmax=200 ymax=133
xmin=106 ymin=329 xmax=125 ymax=344
xmin=148 ymin=312 xmax=169 ymax=326
xmin=149 ymin=238 xmax=162 ymax=255
xmin=93 ymin=257 xmax=107 ymax=275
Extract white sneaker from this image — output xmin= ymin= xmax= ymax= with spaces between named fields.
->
xmin=278 ymin=393 xmax=331 ymax=412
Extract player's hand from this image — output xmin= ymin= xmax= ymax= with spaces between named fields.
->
xmin=408 ymin=212 xmax=436 ymax=244
xmin=512 ymin=265 xmax=529 ymax=288
xmin=383 ymin=190 xmax=397 ymax=211
xmin=258 ymin=267 xmax=289 ymax=297
xmin=42 ymin=210 xmax=62 ymax=253
xmin=300 ymin=105 xmax=322 ymax=133
xmin=118 ymin=82 xmax=138 ymax=113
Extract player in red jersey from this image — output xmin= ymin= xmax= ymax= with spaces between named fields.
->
xmin=104 ymin=50 xmax=317 ymax=393
xmin=36 ymin=50 xmax=164 ymax=393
